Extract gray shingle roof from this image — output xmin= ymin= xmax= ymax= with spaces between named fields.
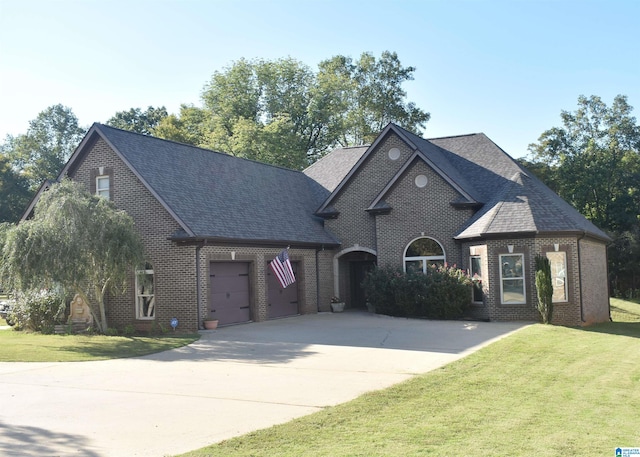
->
xmin=312 ymin=123 xmax=611 ymax=242
xmin=428 ymin=131 xmax=610 ymax=241
xmin=303 ymin=146 xmax=368 ymax=192
xmin=83 ymin=124 xmax=339 ymax=246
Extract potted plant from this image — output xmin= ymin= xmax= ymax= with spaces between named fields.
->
xmin=330 ymin=296 xmax=345 ymax=313
xmin=203 ymin=317 xmax=219 ymax=330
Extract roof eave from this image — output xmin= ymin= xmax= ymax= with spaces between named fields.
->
xmin=455 ymin=229 xmax=611 ymax=243
xmin=168 ymin=234 xmax=340 ymax=249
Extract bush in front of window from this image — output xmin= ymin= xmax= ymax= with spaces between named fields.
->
xmin=418 ymin=264 xmax=473 ymax=319
xmin=361 ymin=265 xmax=404 ymax=316
xmin=363 ymin=264 xmax=473 ymax=319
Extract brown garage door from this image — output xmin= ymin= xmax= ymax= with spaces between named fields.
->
xmin=209 ymin=262 xmax=251 ymax=325
xmin=267 ymin=261 xmax=299 ymax=318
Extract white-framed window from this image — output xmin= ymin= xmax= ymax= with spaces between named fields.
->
xmin=500 ymin=253 xmax=526 ymax=304
xmin=96 ymin=175 xmax=110 ymax=199
xmin=470 ymin=255 xmax=483 ymax=303
xmin=546 ymin=251 xmax=568 ymax=302
xmin=404 ymin=237 xmax=445 ymax=273
xmin=135 ymin=263 xmax=155 ymax=319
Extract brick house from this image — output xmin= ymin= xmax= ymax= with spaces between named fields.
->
xmin=33 ymin=122 xmax=610 ymax=331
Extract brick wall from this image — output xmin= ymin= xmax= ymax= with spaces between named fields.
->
xmin=376 ymin=159 xmax=473 ymax=268
xmin=325 ymin=134 xmax=413 ymax=253
xmin=69 ymin=138 xmax=198 ymax=331
xmin=579 ymin=238 xmax=610 ymax=324
xmin=198 ymin=246 xmax=321 ymax=324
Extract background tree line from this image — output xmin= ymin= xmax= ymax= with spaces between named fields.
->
xmin=0 ymin=51 xmax=428 ymax=221
xmin=522 ymin=95 xmax=640 ymax=297
xmin=0 ymin=51 xmax=637 ymax=296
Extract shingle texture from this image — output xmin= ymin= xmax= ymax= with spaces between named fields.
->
xmin=89 ymin=124 xmax=339 ymax=246
xmin=303 ymin=146 xmax=368 ymax=192
xmin=311 ymin=124 xmax=610 ymax=242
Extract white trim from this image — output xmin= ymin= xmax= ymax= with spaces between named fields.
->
xmin=546 ymin=251 xmax=568 ymax=303
xmin=470 ymin=255 xmax=483 ymax=303
xmin=96 ymin=175 xmax=110 ymax=199
xmin=135 ymin=267 xmax=155 ymax=319
xmin=499 ymin=253 xmax=526 ymax=305
xmin=403 ymin=236 xmax=446 ymax=273
xmin=332 ymin=246 xmax=377 ymax=299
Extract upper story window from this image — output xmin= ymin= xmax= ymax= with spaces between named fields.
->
xmin=96 ymin=175 xmax=110 ymax=199
xmin=500 ymin=253 xmax=526 ymax=304
xmin=404 ymin=237 xmax=445 ymax=273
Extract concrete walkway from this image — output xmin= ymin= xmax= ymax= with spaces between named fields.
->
xmin=0 ymin=312 xmax=527 ymax=456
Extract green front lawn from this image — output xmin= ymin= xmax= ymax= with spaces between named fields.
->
xmin=179 ymin=299 xmax=640 ymax=457
xmin=0 ymin=331 xmax=199 ymax=362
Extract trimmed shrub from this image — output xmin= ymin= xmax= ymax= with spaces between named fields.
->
xmin=535 ymin=255 xmax=553 ymax=324
xmin=362 ymin=265 xmax=404 ymax=316
xmin=11 ymin=289 xmax=66 ymax=332
xmin=363 ymin=264 xmax=473 ymax=320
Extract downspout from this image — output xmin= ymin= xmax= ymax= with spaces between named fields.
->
xmin=315 ymin=246 xmax=322 ymax=312
xmin=196 ymin=242 xmax=203 ymax=330
xmin=577 ymin=231 xmax=585 ymax=323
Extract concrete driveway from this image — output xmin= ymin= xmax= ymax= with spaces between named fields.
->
xmin=0 ymin=312 xmax=527 ymax=457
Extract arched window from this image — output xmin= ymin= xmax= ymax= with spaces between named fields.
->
xmin=404 ymin=237 xmax=446 ymax=273
xmin=135 ymin=262 xmax=155 ymax=319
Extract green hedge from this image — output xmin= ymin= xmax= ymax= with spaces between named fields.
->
xmin=11 ymin=289 xmax=67 ymax=333
xmin=363 ymin=264 xmax=473 ymax=319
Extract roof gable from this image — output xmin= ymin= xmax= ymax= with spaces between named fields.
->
xmin=367 ymin=151 xmax=478 ymax=213
xmin=315 ymin=123 xmax=483 ymax=215
xmin=61 ymin=124 xmax=339 ymax=247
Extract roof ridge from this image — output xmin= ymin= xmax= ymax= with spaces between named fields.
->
xmin=427 ymin=132 xmax=483 ymax=140
xmin=95 ymin=123 xmax=310 ymax=175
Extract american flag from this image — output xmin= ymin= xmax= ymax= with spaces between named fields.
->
xmin=270 ymin=249 xmax=296 ymax=288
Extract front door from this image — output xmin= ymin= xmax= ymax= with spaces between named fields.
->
xmin=209 ymin=262 xmax=251 ymax=325
xmin=350 ymin=261 xmax=375 ymax=309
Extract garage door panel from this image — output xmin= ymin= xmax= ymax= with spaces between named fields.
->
xmin=267 ymin=261 xmax=299 ymax=319
xmin=209 ymin=262 xmax=251 ymax=325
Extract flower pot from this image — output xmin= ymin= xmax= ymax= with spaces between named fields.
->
xmin=203 ymin=319 xmax=219 ymax=330
xmin=331 ymin=302 xmax=345 ymax=313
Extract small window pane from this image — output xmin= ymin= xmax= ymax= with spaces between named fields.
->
xmin=407 ymin=238 xmax=443 ymax=257
xmin=502 ymin=279 xmax=525 ymax=303
xmin=501 ymin=255 xmax=523 ymax=278
xmin=96 ymin=176 xmax=110 ymax=199
xmin=405 ymin=260 xmax=424 ymax=274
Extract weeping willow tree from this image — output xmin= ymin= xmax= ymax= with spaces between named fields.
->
xmin=1 ymin=179 xmax=145 ymax=332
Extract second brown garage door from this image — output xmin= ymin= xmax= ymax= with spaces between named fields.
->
xmin=209 ymin=262 xmax=251 ymax=325
xmin=267 ymin=261 xmax=299 ymax=318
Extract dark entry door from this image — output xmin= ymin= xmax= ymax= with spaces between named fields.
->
xmin=350 ymin=261 xmax=375 ymax=308
xmin=209 ymin=262 xmax=251 ymax=325
xmin=267 ymin=261 xmax=299 ymax=318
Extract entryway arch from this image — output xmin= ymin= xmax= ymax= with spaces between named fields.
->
xmin=333 ymin=246 xmax=377 ymax=309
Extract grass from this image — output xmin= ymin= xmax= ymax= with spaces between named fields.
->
xmin=0 ymin=331 xmax=200 ymax=362
xmin=178 ymin=298 xmax=640 ymax=457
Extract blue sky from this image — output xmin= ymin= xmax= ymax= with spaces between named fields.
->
xmin=1 ymin=0 xmax=638 ymax=158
